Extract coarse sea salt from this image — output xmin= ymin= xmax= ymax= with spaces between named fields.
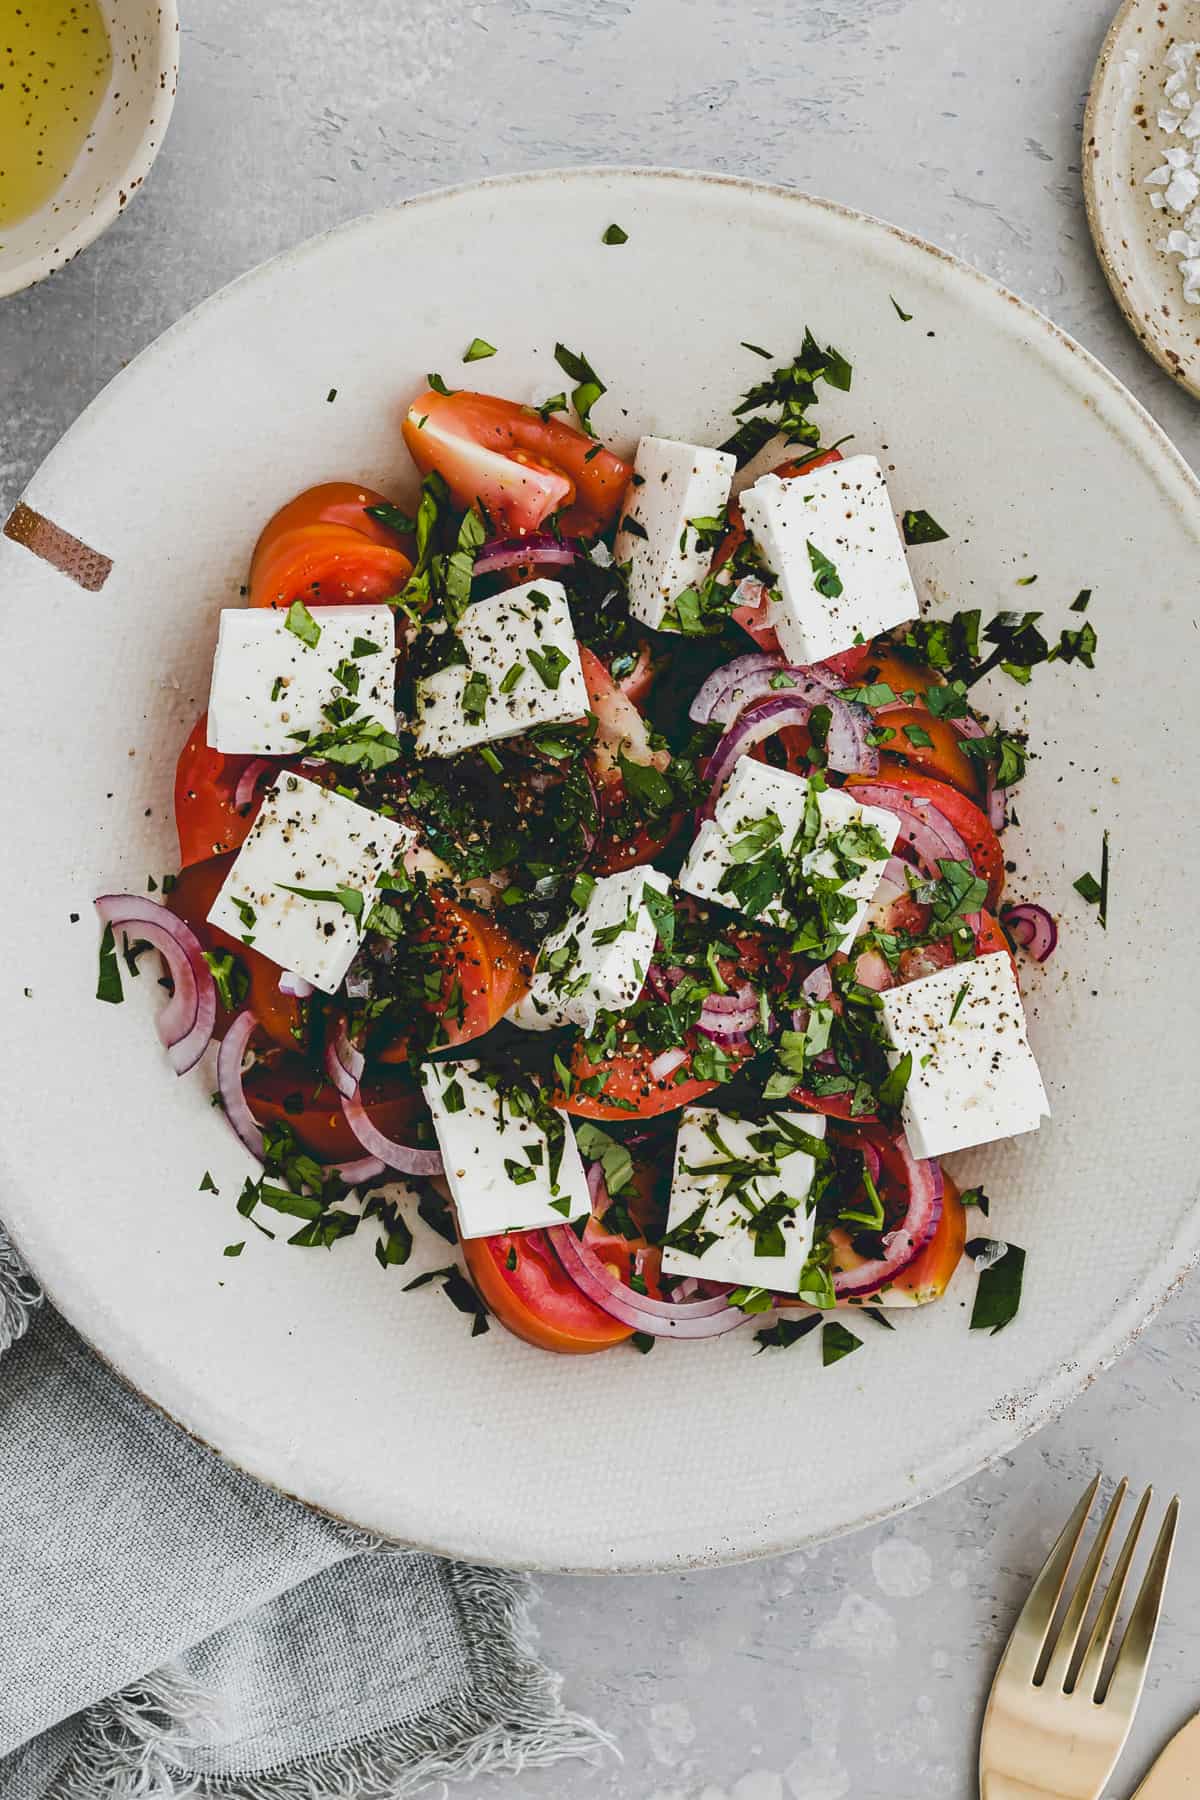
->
xmin=1145 ymin=42 xmax=1200 ymax=302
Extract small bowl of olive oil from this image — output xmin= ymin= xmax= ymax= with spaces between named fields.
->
xmin=0 ymin=0 xmax=178 ymax=298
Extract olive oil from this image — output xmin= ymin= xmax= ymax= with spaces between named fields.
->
xmin=0 ymin=1 xmax=112 ymax=231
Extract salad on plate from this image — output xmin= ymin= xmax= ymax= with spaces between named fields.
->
xmin=95 ymin=328 xmax=1097 ymax=1360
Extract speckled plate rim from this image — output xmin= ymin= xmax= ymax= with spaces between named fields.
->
xmin=1084 ymin=0 xmax=1200 ymax=400
xmin=0 ymin=0 xmax=181 ymax=302
xmin=6 ymin=166 xmax=1200 ymax=1572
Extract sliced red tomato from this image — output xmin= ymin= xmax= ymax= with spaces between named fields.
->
xmin=871 ymin=707 xmax=983 ymax=799
xmin=249 ymin=481 xmax=416 ymax=580
xmin=882 ymin=1173 xmax=966 ymax=1305
xmin=375 ymin=890 xmax=532 ymax=1061
xmin=614 ymin=641 xmax=657 ymax=704
xmin=461 ymin=1229 xmax=632 ymax=1353
xmin=242 ymin=1057 xmax=424 ymax=1163
xmin=174 ymin=715 xmax=261 ymax=868
xmin=558 ymin=1037 xmax=736 ymax=1121
xmin=401 ymin=389 xmax=631 ymax=537
xmin=848 ymin=645 xmax=943 ymax=704
xmin=846 ymin=765 xmax=1005 ymax=909
xmin=248 ymin=523 xmax=413 ymax=612
xmin=167 ymin=852 xmax=303 ymax=1050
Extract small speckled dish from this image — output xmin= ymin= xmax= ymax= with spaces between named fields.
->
xmin=0 ymin=0 xmax=179 ymax=301
xmin=1085 ymin=0 xmax=1200 ymax=398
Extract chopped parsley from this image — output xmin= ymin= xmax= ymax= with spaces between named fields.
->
xmin=463 ymin=336 xmax=497 ymax=362
xmin=901 ymin=510 xmax=948 ymax=545
xmin=527 ymin=643 xmax=571 ymax=689
xmin=403 ymin=1264 xmax=489 ymax=1336
xmin=1073 ymin=831 xmax=1109 ymax=928
xmin=276 ymin=882 xmax=365 ymax=924
xmin=96 ymin=923 xmax=124 ymax=1004
xmin=462 ymin=670 xmax=491 ymax=722
xmin=203 ymin=949 xmax=248 ymax=1012
xmin=821 ymin=1320 xmax=862 ymax=1365
xmin=753 ymin=1314 xmax=821 ymax=1352
xmin=554 ymin=341 xmax=606 ymax=436
xmin=890 ymin=296 xmax=913 ymax=322
xmin=807 ymin=540 xmax=843 ymax=600
xmin=601 ymin=222 xmax=628 ymax=244
xmin=199 ymin=1171 xmax=219 ymax=1194
xmin=720 ymin=328 xmax=852 ymax=466
xmin=968 ymin=1240 xmax=1025 ymax=1333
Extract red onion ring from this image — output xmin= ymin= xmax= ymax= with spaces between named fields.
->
xmin=217 ymin=1010 xmax=386 ymax=1185
xmin=279 ymin=970 xmax=315 ymax=999
xmin=700 ymin=690 xmax=876 ymax=817
xmin=550 ymin=1220 xmax=747 ymax=1338
xmin=840 ymin=783 xmax=973 ymax=879
xmin=689 ymin=653 xmax=788 ymax=725
xmin=474 ymin=532 xmax=580 ymax=575
xmin=802 ymin=964 xmax=833 ymax=1003
xmin=94 ymin=895 xmax=217 ymax=1075
xmin=233 ymin=758 xmax=280 ymax=811
xmin=324 ymin=1028 xmax=445 ymax=1177
xmin=832 ymin=1137 xmax=944 ymax=1299
xmin=1001 ymin=902 xmax=1058 ymax=963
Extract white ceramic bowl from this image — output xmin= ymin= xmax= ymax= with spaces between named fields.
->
xmin=1 ymin=171 xmax=1199 ymax=1572
xmin=0 ymin=0 xmax=179 ymax=300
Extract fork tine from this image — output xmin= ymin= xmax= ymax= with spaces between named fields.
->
xmin=1101 ymin=1495 xmax=1179 ymax=1715
xmin=998 ymin=1473 xmax=1101 ymax=1681
xmin=1042 ymin=1477 xmax=1127 ymax=1692
xmin=1076 ymin=1484 xmax=1152 ymax=1699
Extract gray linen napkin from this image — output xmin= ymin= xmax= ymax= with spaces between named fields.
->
xmin=0 ymin=1227 xmax=610 ymax=1800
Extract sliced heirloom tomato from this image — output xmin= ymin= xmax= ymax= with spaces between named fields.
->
xmin=559 ymin=1037 xmax=748 ymax=1121
xmin=578 ymin=644 xmax=683 ymax=874
xmin=401 ymin=389 xmax=631 ymax=537
xmin=461 ymin=1229 xmax=633 ymax=1353
xmin=873 ymin=1173 xmax=966 ymax=1307
xmin=375 ymin=889 xmax=532 ymax=1061
xmin=869 ymin=707 xmax=983 ymax=799
xmin=167 ymin=851 xmax=303 ymax=1050
xmin=242 ymin=1057 xmax=424 ymax=1163
xmin=846 ymin=765 xmax=1005 ymax=910
xmin=249 ymin=482 xmax=417 ymax=572
xmin=174 ymin=715 xmax=260 ymax=868
xmin=249 ymin=524 xmax=413 ymax=613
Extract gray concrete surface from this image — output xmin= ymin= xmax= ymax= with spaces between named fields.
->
xmin=3 ymin=2 xmax=1199 ymax=1794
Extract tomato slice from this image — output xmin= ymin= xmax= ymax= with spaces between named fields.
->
xmin=241 ymin=1057 xmax=423 ymax=1163
xmin=174 ymin=714 xmax=261 ymax=868
xmin=374 ymin=889 xmax=532 ymax=1061
xmin=871 ymin=707 xmax=983 ymax=798
xmin=461 ymin=1229 xmax=632 ymax=1353
xmin=559 ymin=1038 xmax=744 ymax=1121
xmin=846 ymin=764 xmax=1005 ymax=909
xmin=401 ymin=389 xmax=632 ymax=537
xmin=880 ymin=1174 xmax=966 ymax=1305
xmin=250 ymin=482 xmax=415 ymax=579
xmin=167 ymin=852 xmax=303 ymax=1050
xmin=248 ymin=523 xmax=413 ymax=612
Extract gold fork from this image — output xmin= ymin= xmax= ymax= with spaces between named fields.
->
xmin=979 ymin=1474 xmax=1179 ymax=1800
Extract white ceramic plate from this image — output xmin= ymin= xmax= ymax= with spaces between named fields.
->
xmin=1085 ymin=0 xmax=1200 ymax=398
xmin=2 ymin=170 xmax=1199 ymax=1573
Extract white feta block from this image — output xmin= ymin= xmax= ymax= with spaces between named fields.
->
xmin=208 ymin=774 xmax=412 ymax=995
xmin=660 ymin=1106 xmax=826 ymax=1293
xmin=614 ymin=436 xmax=736 ymax=632
xmin=678 ymin=759 xmax=899 ymax=949
xmin=207 ymin=605 xmax=396 ymax=756
xmin=420 ymin=1059 xmax=591 ymax=1238
xmin=878 ymin=952 xmax=1050 ymax=1160
xmin=507 ymin=866 xmax=670 ymax=1033
xmin=414 ymin=580 xmax=588 ymax=758
xmin=739 ymin=454 xmax=918 ymax=664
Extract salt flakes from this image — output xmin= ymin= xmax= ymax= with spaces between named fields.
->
xmin=1145 ymin=42 xmax=1200 ymax=302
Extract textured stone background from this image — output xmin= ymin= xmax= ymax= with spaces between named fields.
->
xmin=4 ymin=2 xmax=1199 ymax=1795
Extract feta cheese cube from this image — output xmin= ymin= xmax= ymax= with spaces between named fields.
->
xmin=414 ymin=580 xmax=588 ymax=758
xmin=507 ymin=865 xmax=670 ymax=1033
xmin=739 ymin=454 xmax=918 ymax=664
xmin=678 ymin=759 xmax=899 ymax=951
xmin=660 ymin=1106 xmax=827 ymax=1293
xmin=420 ymin=1059 xmax=591 ymax=1238
xmin=878 ymin=952 xmax=1050 ymax=1160
xmin=208 ymin=774 xmax=412 ymax=994
xmin=614 ymin=436 xmax=736 ymax=632
xmin=207 ymin=605 xmax=396 ymax=756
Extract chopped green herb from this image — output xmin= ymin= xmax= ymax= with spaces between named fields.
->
xmin=821 ymin=1320 xmax=862 ymax=1366
xmin=968 ymin=1241 xmax=1025 ymax=1333
xmin=284 ymin=599 xmax=321 ymax=648
xmin=351 ymin=636 xmax=381 ymax=657
xmin=554 ymin=341 xmax=606 ymax=436
xmin=901 ymin=510 xmax=949 ymax=546
xmin=601 ymin=222 xmax=628 ymax=245
xmin=1070 ymin=589 xmax=1092 ymax=613
xmin=199 ymin=1171 xmax=219 ymax=1194
xmin=1016 ymin=573 xmax=1038 ymax=587
xmin=499 ymin=662 xmax=525 ymax=695
xmin=403 ymin=1264 xmax=489 ymax=1336
xmin=223 ymin=1242 xmax=245 ymax=1257
xmin=527 ymin=643 xmax=571 ymax=689
xmin=753 ymin=1313 xmax=821 ymax=1352
xmin=203 ymin=949 xmax=248 ymax=1012
xmin=462 ymin=671 xmax=491 ymax=722
xmin=463 ymin=336 xmax=497 ymax=362
xmin=275 ymin=883 xmax=364 ymax=924
xmin=617 ymin=751 xmax=674 ymax=817
xmin=479 ymin=746 xmax=503 ymax=775
xmin=890 ymin=297 xmax=913 ymax=322
xmin=96 ymin=923 xmax=124 ymax=1004
xmin=807 ymin=540 xmax=843 ymax=600
xmin=1073 ymin=832 xmax=1109 ymax=928
xmin=741 ymin=341 xmax=774 ymax=359
xmin=426 ymin=372 xmax=456 ymax=396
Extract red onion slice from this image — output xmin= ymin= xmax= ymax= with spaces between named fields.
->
xmin=840 ymin=783 xmax=973 ymax=878
xmin=549 ymin=1222 xmax=747 ymax=1337
xmin=324 ymin=1028 xmax=444 ymax=1176
xmin=233 ymin=758 xmax=280 ymax=811
xmin=279 ymin=970 xmax=315 ymax=999
xmin=474 ymin=532 xmax=580 ymax=575
xmin=94 ymin=895 xmax=217 ymax=1075
xmin=1001 ymin=902 xmax=1058 ymax=963
xmin=217 ymin=1008 xmax=266 ymax=1160
xmin=648 ymin=1047 xmax=688 ymax=1082
xmin=689 ymin=652 xmax=788 ymax=725
xmin=700 ymin=689 xmax=877 ymax=817
xmin=801 ymin=964 xmax=834 ymax=1003
xmin=832 ymin=1137 xmax=944 ymax=1299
